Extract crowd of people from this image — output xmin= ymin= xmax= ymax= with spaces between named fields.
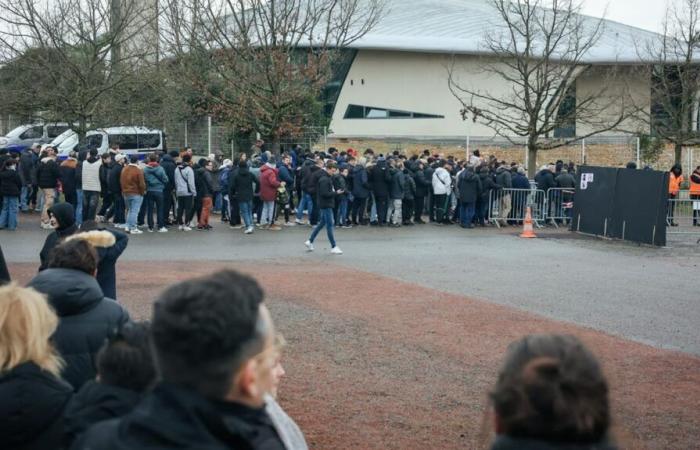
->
xmin=0 ymin=224 xmax=619 ymax=449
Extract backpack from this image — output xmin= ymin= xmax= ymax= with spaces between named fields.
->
xmin=276 ymin=185 xmax=289 ymax=205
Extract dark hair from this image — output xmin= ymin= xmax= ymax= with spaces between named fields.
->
xmin=491 ymin=334 xmax=610 ymax=444
xmin=182 ymin=154 xmax=192 ymax=164
xmin=100 ymin=153 xmax=111 ymax=161
xmin=97 ymin=322 xmax=156 ymax=392
xmin=148 ymin=153 xmax=158 ymax=163
xmin=151 ymin=270 xmax=267 ymax=399
xmin=169 ymin=150 xmax=179 ymax=158
xmin=89 ymin=148 xmax=99 ymax=157
xmin=129 ymin=155 xmax=139 ymax=164
xmin=239 ymin=159 xmax=247 ymax=168
xmin=48 ymin=239 xmax=98 ymax=275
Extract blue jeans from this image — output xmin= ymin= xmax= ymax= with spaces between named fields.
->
xmin=239 ymin=201 xmax=253 ymax=228
xmin=75 ymin=189 xmax=83 ymax=225
xmin=83 ymin=190 xmax=100 ymax=222
xmin=125 ymin=194 xmax=144 ymax=230
xmin=296 ymin=192 xmax=313 ymax=221
xmin=338 ymin=198 xmax=349 ymax=225
xmin=145 ymin=191 xmax=165 ymax=229
xmin=309 ymin=208 xmax=336 ymax=248
xmin=0 ymin=196 xmax=19 ymax=230
xmin=213 ymin=192 xmax=222 ymax=212
xmin=20 ymin=186 xmax=31 ymax=211
xmin=459 ymin=202 xmax=476 ymax=227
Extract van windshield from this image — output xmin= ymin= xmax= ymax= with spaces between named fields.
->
xmin=5 ymin=125 xmax=30 ymax=138
xmin=108 ymin=133 xmax=160 ymax=150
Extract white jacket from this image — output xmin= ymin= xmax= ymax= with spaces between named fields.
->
xmin=432 ymin=167 xmax=452 ymax=195
xmin=82 ymin=159 xmax=102 ymax=192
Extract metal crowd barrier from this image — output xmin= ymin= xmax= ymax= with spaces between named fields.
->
xmin=667 ymin=191 xmax=700 ymax=234
xmin=488 ymin=188 xmax=546 ymax=228
xmin=546 ymin=188 xmax=576 ymax=227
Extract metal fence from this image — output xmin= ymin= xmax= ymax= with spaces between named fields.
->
xmin=488 ymin=188 xmax=546 ymax=227
xmin=667 ymin=191 xmax=700 ymax=234
xmin=546 ymin=187 xmax=576 ymax=226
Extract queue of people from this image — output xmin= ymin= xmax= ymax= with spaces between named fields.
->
xmin=0 ymin=231 xmax=621 ymax=449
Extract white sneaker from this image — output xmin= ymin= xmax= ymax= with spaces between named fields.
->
xmin=158 ymin=227 xmax=168 ymax=233
xmin=182 ymin=226 xmax=192 ymax=232
xmin=244 ymin=227 xmax=254 ymax=234
xmin=115 ymin=223 xmax=127 ymax=229
xmin=178 ymin=225 xmax=183 ymax=231
xmin=128 ymin=228 xmax=143 ymax=234
xmin=284 ymin=222 xmax=296 ymax=227
xmin=295 ymin=219 xmax=305 ymax=225
xmin=331 ymin=246 xmax=343 ymax=255
xmin=304 ymin=240 xmax=314 ymax=251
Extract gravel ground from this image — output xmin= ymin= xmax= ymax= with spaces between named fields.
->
xmin=9 ymin=260 xmax=700 ymax=450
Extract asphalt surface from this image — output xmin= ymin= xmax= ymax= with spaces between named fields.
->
xmin=3 ymin=215 xmax=699 ymax=355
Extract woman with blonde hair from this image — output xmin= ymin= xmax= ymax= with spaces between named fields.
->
xmin=0 ymin=283 xmax=73 ymax=449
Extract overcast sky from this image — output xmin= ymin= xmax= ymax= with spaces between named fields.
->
xmin=582 ymin=0 xmax=668 ymax=33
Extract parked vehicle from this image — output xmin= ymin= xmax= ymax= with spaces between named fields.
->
xmin=85 ymin=126 xmax=166 ymax=157
xmin=0 ymin=123 xmax=72 ymax=153
xmin=51 ymin=129 xmax=80 ymax=157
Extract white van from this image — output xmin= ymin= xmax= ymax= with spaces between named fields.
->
xmin=85 ymin=126 xmax=166 ymax=156
xmin=52 ymin=129 xmax=80 ymax=157
xmin=0 ymin=123 xmax=72 ymax=153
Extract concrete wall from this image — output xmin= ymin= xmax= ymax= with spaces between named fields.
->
xmin=330 ymin=50 xmax=650 ymax=139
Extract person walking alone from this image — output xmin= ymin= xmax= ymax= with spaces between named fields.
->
xmin=174 ymin=155 xmax=196 ymax=231
xmin=305 ymin=161 xmax=343 ymax=255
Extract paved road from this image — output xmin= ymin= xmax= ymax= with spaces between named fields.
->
xmin=3 ymin=218 xmax=699 ymax=354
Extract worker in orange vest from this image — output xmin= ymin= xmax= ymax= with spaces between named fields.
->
xmin=668 ymin=164 xmax=684 ymax=226
xmin=690 ymin=165 xmax=700 ymax=226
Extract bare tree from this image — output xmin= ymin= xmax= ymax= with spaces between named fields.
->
xmin=0 ymin=0 xmax=160 ymax=136
xmin=640 ymin=0 xmax=700 ymax=167
xmin=448 ymin=0 xmax=636 ymax=176
xmin=160 ymin=0 xmax=385 ymax=151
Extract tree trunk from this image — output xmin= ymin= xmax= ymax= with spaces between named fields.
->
xmin=527 ymin=143 xmax=538 ymax=179
xmin=674 ymin=142 xmax=682 ymax=167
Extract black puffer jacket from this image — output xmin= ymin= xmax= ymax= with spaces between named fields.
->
xmin=19 ymin=149 xmax=36 ymax=185
xmin=28 ymin=268 xmax=130 ymax=390
xmin=94 ymin=228 xmax=129 ymax=300
xmin=39 ymin=203 xmax=79 ymax=271
xmin=0 ymin=362 xmax=73 ymax=450
xmin=229 ymin=166 xmax=258 ymax=203
xmin=160 ymin=154 xmax=177 ymax=191
xmin=108 ymin=163 xmax=123 ymax=194
xmin=63 ymin=380 xmax=141 ymax=446
xmin=458 ymin=169 xmax=482 ymax=203
xmin=317 ymin=170 xmax=336 ymax=209
xmin=413 ymin=168 xmax=431 ymax=197
xmin=490 ymin=435 xmax=618 ymax=450
xmin=73 ymin=384 xmax=285 ymax=450
xmin=0 ymin=167 xmax=22 ymax=197
xmin=36 ymin=157 xmax=61 ymax=189
xmin=370 ymin=160 xmax=391 ymax=197
xmin=389 ymin=168 xmax=405 ymax=200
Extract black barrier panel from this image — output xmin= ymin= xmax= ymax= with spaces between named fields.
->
xmin=610 ymin=169 xmax=668 ymax=246
xmin=572 ymin=166 xmax=618 ymax=236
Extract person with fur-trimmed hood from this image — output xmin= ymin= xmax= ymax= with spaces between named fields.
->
xmin=29 ymin=233 xmax=130 ymax=390
xmin=39 ymin=202 xmax=79 ymax=271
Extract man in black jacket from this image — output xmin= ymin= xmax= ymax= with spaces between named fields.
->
xmin=307 ymin=159 xmax=325 ymax=225
xmin=73 ymin=270 xmax=287 ymax=450
xmin=305 ymin=160 xmax=342 ymax=254
xmin=412 ymin=160 xmax=431 ymax=224
xmin=229 ymin=160 xmax=259 ymax=234
xmin=19 ymin=145 xmax=37 ymax=211
xmin=39 ymin=202 xmax=78 ymax=270
xmin=36 ymin=147 xmax=61 ymax=229
xmin=108 ymin=155 xmax=126 ymax=227
xmin=160 ymin=151 xmax=178 ymax=226
xmin=370 ymin=157 xmax=391 ymax=225
xmin=457 ymin=167 xmax=482 ymax=228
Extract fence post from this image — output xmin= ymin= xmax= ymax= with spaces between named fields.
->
xmin=184 ymin=122 xmax=188 ymax=147
xmin=231 ymin=131 xmax=235 ymax=161
xmin=524 ymin=137 xmax=528 ymax=170
xmin=581 ymin=139 xmax=586 ymax=165
xmin=636 ymin=137 xmax=641 ymax=168
xmin=207 ymin=116 xmax=212 ymax=155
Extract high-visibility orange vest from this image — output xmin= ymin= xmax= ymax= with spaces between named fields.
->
xmin=690 ymin=171 xmax=700 ymax=195
xmin=669 ymin=173 xmax=683 ymax=195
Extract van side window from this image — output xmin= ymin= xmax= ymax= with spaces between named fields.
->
xmin=20 ymin=126 xmax=43 ymax=140
xmin=109 ymin=134 xmax=138 ymax=150
xmin=140 ymin=133 xmax=161 ymax=148
xmin=47 ymin=126 xmax=69 ymax=138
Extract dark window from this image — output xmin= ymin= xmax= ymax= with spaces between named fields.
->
xmin=554 ymin=85 xmax=576 ymax=138
xmin=20 ymin=126 xmax=43 ymax=140
xmin=343 ymin=104 xmax=444 ymax=119
xmin=139 ymin=133 xmax=161 ymax=149
xmin=47 ymin=125 xmax=69 ymax=138
xmin=86 ymin=134 xmax=103 ymax=149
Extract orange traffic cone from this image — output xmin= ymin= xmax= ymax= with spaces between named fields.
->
xmin=520 ymin=207 xmax=537 ymax=238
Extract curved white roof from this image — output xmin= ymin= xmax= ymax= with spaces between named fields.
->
xmin=347 ymin=0 xmax=660 ymax=63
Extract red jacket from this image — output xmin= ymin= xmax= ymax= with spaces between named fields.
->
xmin=260 ymin=164 xmax=280 ymax=202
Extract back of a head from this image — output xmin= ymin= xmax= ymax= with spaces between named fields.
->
xmin=129 ymin=155 xmax=139 ymax=165
xmin=96 ymin=322 xmax=155 ymax=392
xmin=151 ymin=270 xmax=267 ymax=399
xmin=0 ymin=283 xmax=63 ymax=377
xmin=491 ymin=334 xmax=610 ymax=445
xmin=48 ymin=239 xmax=98 ymax=275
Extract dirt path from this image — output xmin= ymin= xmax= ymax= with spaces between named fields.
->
xmin=10 ymin=261 xmax=700 ymax=449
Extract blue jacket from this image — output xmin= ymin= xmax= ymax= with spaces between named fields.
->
xmin=143 ymin=164 xmax=169 ymax=192
xmin=352 ymin=165 xmax=370 ymax=198
xmin=512 ymin=173 xmax=530 ymax=190
xmin=277 ymin=164 xmax=294 ymax=186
